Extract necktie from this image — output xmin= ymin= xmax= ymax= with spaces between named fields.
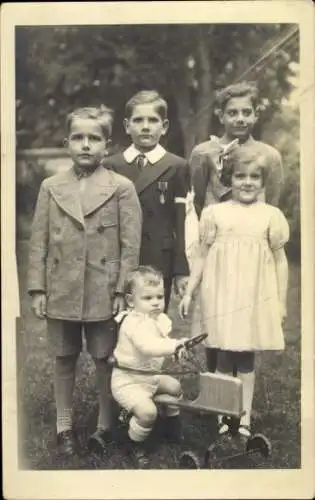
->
xmin=136 ymin=154 xmax=146 ymax=172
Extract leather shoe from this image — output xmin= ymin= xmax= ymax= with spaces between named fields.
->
xmin=162 ymin=415 xmax=183 ymax=443
xmin=128 ymin=441 xmax=150 ymax=469
xmin=57 ymin=429 xmax=76 ymax=455
xmin=88 ymin=428 xmax=112 ymax=455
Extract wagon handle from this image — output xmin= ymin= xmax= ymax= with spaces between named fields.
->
xmin=184 ymin=333 xmax=208 ymax=350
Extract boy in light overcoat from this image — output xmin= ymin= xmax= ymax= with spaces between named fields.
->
xmin=28 ymin=106 xmax=142 ymax=455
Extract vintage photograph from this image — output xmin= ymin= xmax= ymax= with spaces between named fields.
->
xmin=15 ymin=21 xmax=301 ymax=469
xmin=2 ymin=2 xmax=314 ymax=499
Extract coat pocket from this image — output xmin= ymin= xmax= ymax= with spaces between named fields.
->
xmin=46 ymin=248 xmax=61 ymax=297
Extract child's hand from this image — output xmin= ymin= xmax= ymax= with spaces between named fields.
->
xmin=31 ymin=293 xmax=47 ymax=319
xmin=173 ymin=338 xmax=190 ymax=363
xmin=175 ymin=346 xmax=190 ymax=364
xmin=112 ymin=295 xmax=125 ymax=316
xmin=174 ymin=276 xmax=188 ymax=298
xmin=178 ymin=294 xmax=191 ymax=319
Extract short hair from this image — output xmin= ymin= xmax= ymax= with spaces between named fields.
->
xmin=125 ymin=90 xmax=168 ymax=119
xmin=124 ymin=265 xmax=164 ymax=295
xmin=215 ymin=81 xmax=259 ymax=112
xmin=66 ymin=105 xmax=113 ymax=139
xmin=220 ymin=146 xmax=267 ymax=188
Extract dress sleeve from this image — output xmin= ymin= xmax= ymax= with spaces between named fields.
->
xmin=199 ymin=207 xmax=217 ymax=246
xmin=268 ymin=207 xmax=290 ymax=250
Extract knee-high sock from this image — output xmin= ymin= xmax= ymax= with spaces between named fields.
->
xmin=55 ymin=354 xmax=78 ymax=434
xmin=216 ymin=369 xmax=233 ymax=425
xmin=128 ymin=416 xmax=152 ymax=442
xmin=93 ymin=358 xmax=112 ymax=431
xmin=238 ymin=371 xmax=255 ymax=427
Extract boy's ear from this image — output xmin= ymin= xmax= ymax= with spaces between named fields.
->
xmin=63 ymin=138 xmax=69 ymax=148
xmin=125 ymin=293 xmax=133 ymax=308
xmin=217 ymin=110 xmax=224 ymax=124
xmin=161 ymin=119 xmax=169 ymax=136
xmin=123 ymin=118 xmax=130 ymax=134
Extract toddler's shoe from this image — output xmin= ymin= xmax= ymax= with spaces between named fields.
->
xmin=88 ymin=428 xmax=112 ymax=455
xmin=128 ymin=440 xmax=150 ymax=469
xmin=57 ymin=429 xmax=77 ymax=455
xmin=217 ymin=416 xmax=234 ymax=436
xmin=162 ymin=415 xmax=183 ymax=443
xmin=238 ymin=425 xmax=251 ymax=439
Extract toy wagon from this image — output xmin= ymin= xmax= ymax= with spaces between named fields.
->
xmin=110 ymin=333 xmax=271 ymax=469
xmin=154 ymin=370 xmax=271 ymax=469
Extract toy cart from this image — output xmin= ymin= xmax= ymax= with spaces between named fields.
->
xmin=154 ymin=372 xmax=271 ymax=469
xmin=110 ymin=333 xmax=271 ymax=469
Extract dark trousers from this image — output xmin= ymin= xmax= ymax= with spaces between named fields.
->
xmin=205 ymin=347 xmax=218 ymax=373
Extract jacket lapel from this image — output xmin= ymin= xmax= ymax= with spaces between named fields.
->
xmin=81 ymin=168 xmax=118 ymax=216
xmin=135 ymin=154 xmax=172 ymax=194
xmin=48 ymin=167 xmax=118 ymax=224
xmin=49 ymin=168 xmax=85 ymax=226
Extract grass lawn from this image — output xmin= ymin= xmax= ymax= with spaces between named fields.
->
xmin=16 ymin=239 xmax=301 ymax=470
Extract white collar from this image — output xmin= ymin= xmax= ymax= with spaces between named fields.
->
xmin=123 ymin=144 xmax=166 ymax=165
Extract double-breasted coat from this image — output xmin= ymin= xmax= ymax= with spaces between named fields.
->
xmin=28 ymin=166 xmax=142 ymax=321
xmin=103 ymin=147 xmax=190 ymax=288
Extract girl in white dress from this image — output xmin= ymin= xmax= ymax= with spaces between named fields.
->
xmin=179 ymin=147 xmax=289 ymax=437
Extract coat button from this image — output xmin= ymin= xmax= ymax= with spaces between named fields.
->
xmin=55 ymin=227 xmax=61 ymax=234
xmin=97 ymin=225 xmax=105 ymax=234
xmin=100 ymin=257 xmax=106 ymax=265
xmin=54 ymin=258 xmax=59 ymax=264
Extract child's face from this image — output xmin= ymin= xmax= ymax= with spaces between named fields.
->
xmin=65 ymin=118 xmax=107 ymax=169
xmin=129 ymin=278 xmax=165 ymax=318
xmin=219 ymin=96 xmax=257 ymax=142
xmin=231 ymin=163 xmax=263 ymax=204
xmin=124 ymin=104 xmax=169 ymax=152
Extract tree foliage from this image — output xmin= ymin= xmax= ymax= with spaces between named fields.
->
xmin=16 ymin=24 xmax=299 ymax=155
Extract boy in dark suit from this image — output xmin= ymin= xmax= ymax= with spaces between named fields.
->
xmin=104 ymin=90 xmax=190 ymax=308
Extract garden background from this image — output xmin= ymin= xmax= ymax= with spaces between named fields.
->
xmin=15 ymin=23 xmax=301 ymax=469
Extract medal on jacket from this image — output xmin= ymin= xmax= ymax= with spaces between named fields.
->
xmin=158 ymin=181 xmax=168 ymax=204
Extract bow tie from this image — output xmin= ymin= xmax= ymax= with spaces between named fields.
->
xmin=73 ymin=164 xmax=98 ymax=180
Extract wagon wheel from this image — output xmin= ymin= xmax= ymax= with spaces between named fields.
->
xmin=178 ymin=450 xmax=202 ymax=469
xmin=246 ymin=433 xmax=272 ymax=458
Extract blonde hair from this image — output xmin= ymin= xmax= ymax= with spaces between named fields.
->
xmin=66 ymin=105 xmax=113 ymax=139
xmin=124 ymin=266 xmax=164 ymax=295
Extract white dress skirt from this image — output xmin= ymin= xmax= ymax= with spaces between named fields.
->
xmin=191 ymin=201 xmax=289 ymax=352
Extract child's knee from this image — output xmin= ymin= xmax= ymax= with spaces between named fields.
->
xmin=133 ymin=400 xmax=157 ymax=425
xmin=169 ymin=379 xmax=182 ymax=398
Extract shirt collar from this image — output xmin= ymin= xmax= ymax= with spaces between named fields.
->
xmin=123 ymin=144 xmax=166 ymax=165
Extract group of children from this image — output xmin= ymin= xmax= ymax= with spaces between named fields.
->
xmin=28 ymin=82 xmax=289 ymax=468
